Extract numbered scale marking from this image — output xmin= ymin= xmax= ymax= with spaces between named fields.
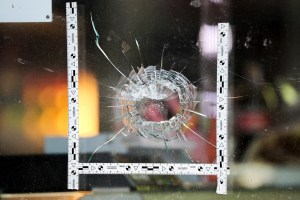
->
xmin=66 ymin=2 xmax=229 ymax=194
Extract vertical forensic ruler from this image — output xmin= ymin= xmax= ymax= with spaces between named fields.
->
xmin=216 ymin=23 xmax=229 ymax=194
xmin=66 ymin=2 xmax=79 ymax=190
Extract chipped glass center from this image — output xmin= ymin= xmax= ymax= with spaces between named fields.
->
xmin=136 ymin=93 xmax=181 ymax=122
xmin=115 ymin=66 xmax=197 ymax=141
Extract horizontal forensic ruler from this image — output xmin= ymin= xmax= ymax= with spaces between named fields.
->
xmin=77 ymin=163 xmax=230 ymax=175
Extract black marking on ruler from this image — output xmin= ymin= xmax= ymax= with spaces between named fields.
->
xmin=70 ymin=2 xmax=75 ymax=14
xmin=78 ymin=166 xmax=89 ymax=170
xmin=219 ymin=150 xmax=223 ymax=168
xmin=72 ymin=70 xmax=76 ymax=88
xmin=219 ymin=75 xmax=224 ymax=93
xmin=72 ymin=142 xmax=76 ymax=160
xmin=141 ymin=166 xmax=159 ymax=171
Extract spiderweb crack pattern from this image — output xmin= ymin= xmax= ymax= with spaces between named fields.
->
xmin=116 ymin=65 xmax=197 ymax=141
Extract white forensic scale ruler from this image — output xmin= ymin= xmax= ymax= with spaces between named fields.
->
xmin=216 ymin=23 xmax=230 ymax=194
xmin=67 ymin=2 xmax=79 ymax=190
xmin=66 ymin=2 xmax=229 ymax=194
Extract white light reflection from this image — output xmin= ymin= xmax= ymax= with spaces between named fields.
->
xmin=198 ymin=24 xmax=232 ymax=58
xmin=200 ymin=91 xmax=217 ymax=118
xmin=190 ymin=0 xmax=224 ymax=7
xmin=210 ymin=0 xmax=223 ymax=4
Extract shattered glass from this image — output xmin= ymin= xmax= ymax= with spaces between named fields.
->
xmin=115 ymin=65 xmax=197 ymax=141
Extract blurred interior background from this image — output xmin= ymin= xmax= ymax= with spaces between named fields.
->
xmin=0 ymin=0 xmax=300 ymax=199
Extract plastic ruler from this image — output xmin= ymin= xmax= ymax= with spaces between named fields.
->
xmin=66 ymin=2 xmax=229 ymax=194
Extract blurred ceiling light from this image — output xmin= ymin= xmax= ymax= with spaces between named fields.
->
xmin=198 ymin=24 xmax=232 ymax=58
